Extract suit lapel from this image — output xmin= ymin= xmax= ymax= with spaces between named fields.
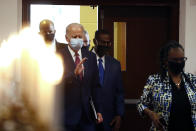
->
xmin=61 ymin=44 xmax=76 ymax=72
xmin=81 ymin=48 xmax=89 ymax=79
xmin=103 ymin=56 xmax=111 ymax=86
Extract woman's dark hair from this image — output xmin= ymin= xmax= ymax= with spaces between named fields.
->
xmin=159 ymin=40 xmax=184 ymax=79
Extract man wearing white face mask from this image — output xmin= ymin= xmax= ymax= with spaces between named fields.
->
xmin=56 ymin=23 xmax=103 ymax=131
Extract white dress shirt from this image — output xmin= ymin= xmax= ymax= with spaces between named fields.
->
xmin=92 ymin=48 xmax=105 ymax=69
xmin=47 ymin=40 xmax=56 ymax=52
xmin=68 ymin=45 xmax=84 ymax=76
xmin=68 ymin=45 xmax=82 ymax=62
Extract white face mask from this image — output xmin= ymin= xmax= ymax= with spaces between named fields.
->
xmin=70 ymin=38 xmax=84 ymax=51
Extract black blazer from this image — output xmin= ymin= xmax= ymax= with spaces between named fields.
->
xmin=90 ymin=48 xmax=124 ymax=125
xmin=101 ymin=56 xmax=124 ymax=122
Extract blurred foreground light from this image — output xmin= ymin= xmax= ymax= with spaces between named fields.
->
xmin=0 ymin=27 xmax=64 ymax=131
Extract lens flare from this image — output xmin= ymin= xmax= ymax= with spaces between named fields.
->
xmin=0 ymin=27 xmax=64 ymax=130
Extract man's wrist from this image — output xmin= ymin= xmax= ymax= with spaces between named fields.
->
xmin=144 ymin=108 xmax=151 ymax=116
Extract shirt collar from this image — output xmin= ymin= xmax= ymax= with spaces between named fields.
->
xmin=51 ymin=40 xmax=56 ymax=49
xmin=97 ymin=55 xmax=105 ymax=62
xmin=92 ymin=48 xmax=105 ymax=61
xmin=46 ymin=40 xmax=56 ymax=52
xmin=68 ymin=44 xmax=82 ymax=58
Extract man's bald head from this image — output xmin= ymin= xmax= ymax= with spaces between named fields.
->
xmin=39 ymin=19 xmax=56 ymax=43
xmin=39 ymin=19 xmax=54 ymax=31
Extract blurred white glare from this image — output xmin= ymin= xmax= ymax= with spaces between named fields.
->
xmin=30 ymin=5 xmax=80 ymax=43
xmin=0 ymin=27 xmax=64 ymax=130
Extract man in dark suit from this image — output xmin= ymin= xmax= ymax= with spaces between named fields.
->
xmin=56 ymin=23 xmax=103 ymax=131
xmin=92 ymin=30 xmax=124 ymax=131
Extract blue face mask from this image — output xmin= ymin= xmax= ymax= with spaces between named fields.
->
xmin=70 ymin=38 xmax=84 ymax=51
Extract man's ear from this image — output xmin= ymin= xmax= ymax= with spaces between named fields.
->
xmin=65 ymin=35 xmax=70 ymax=43
xmin=93 ymin=38 xmax=97 ymax=46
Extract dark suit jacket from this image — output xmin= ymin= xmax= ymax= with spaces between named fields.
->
xmin=98 ymin=55 xmax=124 ymax=125
xmin=55 ymin=44 xmax=102 ymax=126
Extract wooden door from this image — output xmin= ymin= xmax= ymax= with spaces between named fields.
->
xmin=99 ymin=3 xmax=179 ymax=131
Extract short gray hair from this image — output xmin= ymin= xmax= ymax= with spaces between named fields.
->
xmin=66 ymin=23 xmax=84 ymax=36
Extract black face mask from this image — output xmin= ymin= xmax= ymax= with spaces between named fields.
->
xmin=95 ymin=45 xmax=110 ymax=57
xmin=168 ymin=61 xmax=185 ymax=75
xmin=44 ymin=33 xmax=55 ymax=43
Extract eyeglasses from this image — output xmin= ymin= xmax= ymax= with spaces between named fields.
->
xmin=168 ymin=57 xmax=187 ymax=62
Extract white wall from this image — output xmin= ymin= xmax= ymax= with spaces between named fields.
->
xmin=0 ymin=0 xmax=22 ymax=44
xmin=180 ymin=0 xmax=196 ymax=74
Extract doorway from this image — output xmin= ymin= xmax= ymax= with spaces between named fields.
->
xmin=99 ymin=4 xmax=179 ymax=130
